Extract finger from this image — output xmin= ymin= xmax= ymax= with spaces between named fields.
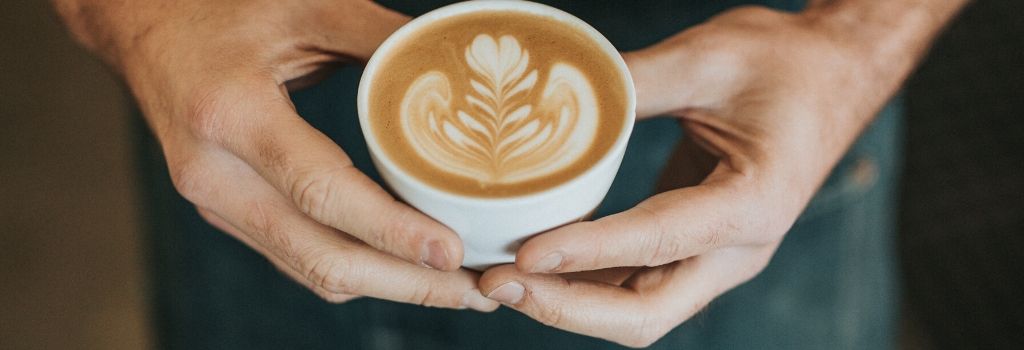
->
xmin=191 ymin=152 xmax=496 ymax=311
xmin=517 ymin=168 xmax=762 ymax=273
xmin=196 ymin=81 xmax=462 ymax=271
xmin=197 ymin=208 xmax=360 ymax=304
xmin=482 ymin=247 xmax=772 ymax=348
xmin=298 ymin=0 xmax=410 ymax=62
xmin=483 ymin=264 xmax=655 ymax=348
xmin=623 ymin=30 xmax=746 ymax=119
xmin=561 ymin=267 xmax=640 ymax=286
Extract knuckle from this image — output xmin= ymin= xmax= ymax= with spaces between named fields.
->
xmin=698 ymin=228 xmax=724 ymax=249
xmin=536 ymin=307 xmax=565 ymax=328
xmin=530 ymin=296 xmax=567 ymax=328
xmin=184 ymin=85 xmax=230 ymax=141
xmin=167 ymin=157 xmax=208 ymax=204
xmin=408 ymin=283 xmax=437 ymax=307
xmin=377 ymin=208 xmax=422 ymax=252
xmin=692 ymin=212 xmax=743 ymax=249
xmin=183 ymin=82 xmax=251 ymax=143
xmin=394 ymin=272 xmax=457 ymax=308
xmin=636 ymin=205 xmax=679 ymax=266
xmin=243 ymin=201 xmax=277 ymax=235
xmin=645 ymin=233 xmax=681 ymax=267
xmin=245 ymin=202 xmax=299 ymax=262
xmin=290 ymin=169 xmax=340 ymax=221
xmin=267 ymin=256 xmax=358 ymax=305
xmin=305 ymin=252 xmax=358 ymax=294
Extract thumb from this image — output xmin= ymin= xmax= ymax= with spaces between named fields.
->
xmin=623 ymin=31 xmax=744 ymax=119
xmin=514 ymin=169 xmax=753 ymax=274
xmin=300 ymin=0 xmax=411 ymax=62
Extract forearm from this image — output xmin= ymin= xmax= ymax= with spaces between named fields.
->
xmin=819 ymin=0 xmax=969 ymax=48
xmin=761 ymin=0 xmax=970 ymax=195
xmin=807 ymin=0 xmax=969 ymax=124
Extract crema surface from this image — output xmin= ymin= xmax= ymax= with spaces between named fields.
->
xmin=368 ymin=10 xmax=628 ymax=197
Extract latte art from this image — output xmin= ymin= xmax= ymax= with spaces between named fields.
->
xmin=401 ymin=35 xmax=597 ymax=183
xmin=365 ymin=10 xmax=628 ymax=197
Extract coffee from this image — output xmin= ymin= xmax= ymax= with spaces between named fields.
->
xmin=366 ymin=10 xmax=628 ymax=197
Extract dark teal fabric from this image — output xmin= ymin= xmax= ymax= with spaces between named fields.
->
xmin=139 ymin=1 xmax=900 ymax=349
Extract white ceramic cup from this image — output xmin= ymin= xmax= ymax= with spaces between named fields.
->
xmin=357 ymin=0 xmax=635 ymax=270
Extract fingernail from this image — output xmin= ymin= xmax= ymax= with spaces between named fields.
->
xmin=486 ymin=281 xmax=525 ymax=305
xmin=461 ymin=289 xmax=498 ymax=312
xmin=421 ymin=240 xmax=449 ymax=270
xmin=531 ymin=252 xmax=564 ymax=273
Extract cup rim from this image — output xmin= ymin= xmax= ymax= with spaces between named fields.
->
xmin=357 ymin=0 xmax=636 ymax=205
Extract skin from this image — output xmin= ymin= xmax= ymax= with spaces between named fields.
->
xmin=479 ymin=0 xmax=970 ymax=347
xmin=52 ymin=0 xmax=968 ymax=346
xmin=51 ymin=0 xmax=497 ymax=312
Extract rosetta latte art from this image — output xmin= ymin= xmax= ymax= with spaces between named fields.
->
xmin=400 ymin=34 xmax=598 ymax=184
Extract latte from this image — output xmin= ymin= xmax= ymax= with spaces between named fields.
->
xmin=366 ymin=9 xmax=629 ymax=197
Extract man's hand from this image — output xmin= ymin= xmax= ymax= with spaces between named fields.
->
xmin=52 ymin=0 xmax=498 ymax=311
xmin=479 ymin=0 xmax=967 ymax=346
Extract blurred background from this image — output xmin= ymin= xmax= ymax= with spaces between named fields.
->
xmin=1 ymin=1 xmax=1020 ymax=349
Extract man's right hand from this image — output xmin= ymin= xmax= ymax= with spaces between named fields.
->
xmin=52 ymin=0 xmax=498 ymax=312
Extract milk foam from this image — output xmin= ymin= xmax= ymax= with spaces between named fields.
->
xmin=400 ymin=34 xmax=598 ymax=184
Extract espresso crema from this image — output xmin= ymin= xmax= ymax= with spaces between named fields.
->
xmin=367 ymin=10 xmax=628 ymax=197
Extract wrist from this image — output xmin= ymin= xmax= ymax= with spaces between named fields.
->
xmin=804 ymin=0 xmax=967 ymax=88
xmin=778 ymin=0 xmax=967 ymax=206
